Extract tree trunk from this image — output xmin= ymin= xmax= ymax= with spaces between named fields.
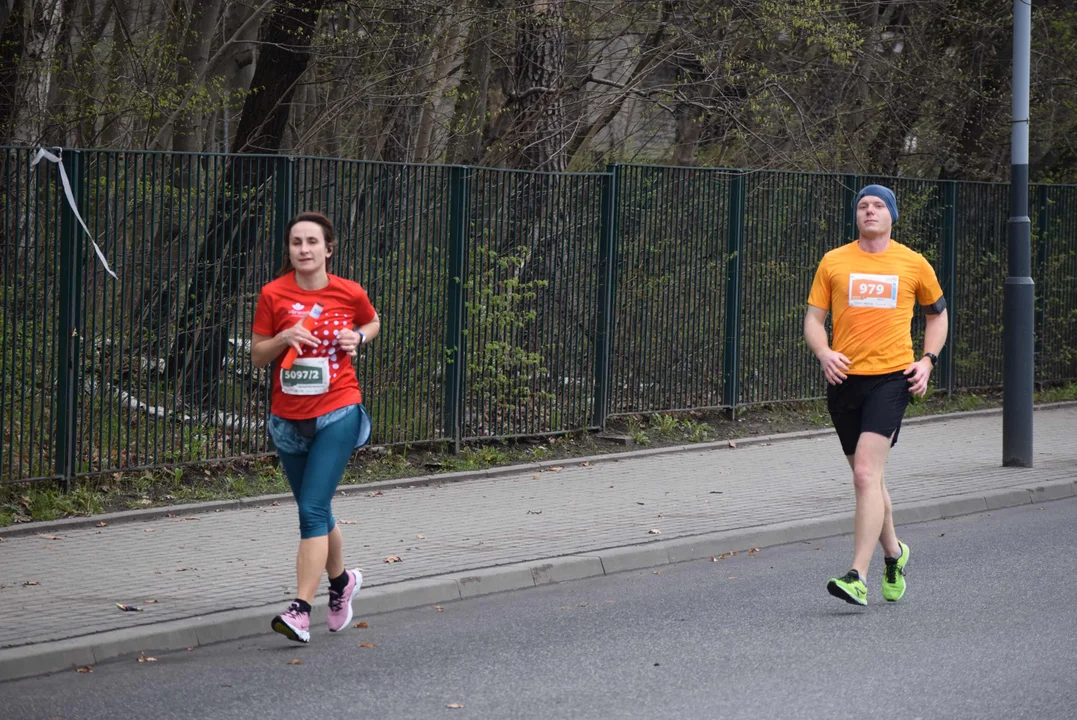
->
xmin=171 ymin=0 xmax=329 ymax=411
xmin=445 ymin=0 xmax=496 ymax=165
xmin=0 ymin=0 xmax=23 ymax=143
xmin=415 ymin=4 xmax=466 ymax=163
xmin=10 ymin=0 xmax=63 ymax=145
xmin=172 ymin=0 xmax=225 ymax=154
xmin=506 ymin=0 xmax=568 ymax=172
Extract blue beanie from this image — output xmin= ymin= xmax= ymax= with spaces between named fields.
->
xmin=855 ymin=184 xmax=898 ymax=224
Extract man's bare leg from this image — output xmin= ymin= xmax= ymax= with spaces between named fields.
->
xmin=849 ymin=453 xmax=902 ymax=558
xmin=850 ymin=432 xmax=893 ymax=578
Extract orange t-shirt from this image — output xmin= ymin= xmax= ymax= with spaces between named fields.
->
xmin=252 ymin=272 xmax=377 ymax=419
xmin=807 ymin=240 xmax=944 ymax=375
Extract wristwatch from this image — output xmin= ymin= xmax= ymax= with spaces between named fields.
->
xmin=923 ymin=352 xmax=938 ymax=367
xmin=358 ymin=331 xmax=367 ymax=345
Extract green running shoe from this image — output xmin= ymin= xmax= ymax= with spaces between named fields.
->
xmin=827 ymin=569 xmax=867 ymax=606
xmin=882 ymin=541 xmax=910 ymax=602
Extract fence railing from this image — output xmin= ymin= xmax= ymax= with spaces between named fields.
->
xmin=2 ymin=148 xmax=1075 ymax=484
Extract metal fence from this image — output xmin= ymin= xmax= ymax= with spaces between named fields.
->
xmin=2 ymin=148 xmax=1075 ymax=484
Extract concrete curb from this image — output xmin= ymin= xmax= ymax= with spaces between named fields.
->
xmin=2 ymin=477 xmax=1073 ymax=683
xmin=5 ymin=402 xmax=1074 ymax=538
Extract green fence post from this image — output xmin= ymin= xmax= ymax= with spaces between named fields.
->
xmin=444 ymin=165 xmax=471 ymax=453
xmin=591 ymin=164 xmax=619 ymax=429
xmin=272 ymin=156 xmax=296 ymax=268
xmin=721 ymin=172 xmax=746 ymax=417
xmin=54 ymin=150 xmax=84 ymax=489
xmin=1033 ymin=183 xmax=1049 ymax=387
xmin=938 ymin=181 xmax=957 ymax=395
xmin=843 ymin=174 xmax=859 ymax=242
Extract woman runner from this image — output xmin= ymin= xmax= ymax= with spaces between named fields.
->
xmin=251 ymin=211 xmax=380 ymax=643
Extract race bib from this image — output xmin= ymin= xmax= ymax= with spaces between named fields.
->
xmin=848 ymin=273 xmax=899 ymax=308
xmin=280 ymin=357 xmax=330 ymax=396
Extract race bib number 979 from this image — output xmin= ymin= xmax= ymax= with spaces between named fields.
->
xmin=848 ymin=273 xmax=899 ymax=308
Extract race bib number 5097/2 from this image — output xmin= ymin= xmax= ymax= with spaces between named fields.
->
xmin=848 ymin=273 xmax=899 ymax=308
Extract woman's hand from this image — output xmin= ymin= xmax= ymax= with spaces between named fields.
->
xmin=277 ymin=318 xmax=320 ymax=356
xmin=337 ymin=328 xmax=364 ymax=357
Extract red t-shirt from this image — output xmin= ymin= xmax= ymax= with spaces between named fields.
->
xmin=252 ymin=272 xmax=377 ymax=420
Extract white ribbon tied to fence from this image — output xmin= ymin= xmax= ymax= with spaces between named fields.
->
xmin=30 ymin=147 xmax=118 ymax=280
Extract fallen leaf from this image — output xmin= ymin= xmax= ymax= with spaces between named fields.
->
xmin=358 ymin=642 xmax=377 ymax=648
xmin=288 ymin=659 xmax=302 ymax=665
xmin=137 ymin=499 xmax=153 ymax=505
xmin=581 ymin=461 xmax=591 ymax=467
xmin=96 ymin=522 xmax=109 ymax=527
xmin=718 ymin=554 xmax=729 ymax=559
xmin=434 ymin=606 xmax=444 ymax=612
xmin=729 ymin=576 xmax=738 ymax=579
xmin=416 ymin=534 xmax=425 ymax=540
xmin=116 ymin=603 xmax=143 ymax=612
xmin=184 ymin=516 xmax=200 ymax=521
xmin=652 ymin=570 xmax=661 ymax=575
xmin=384 ymin=555 xmax=403 ymax=563
xmin=709 ymin=491 xmax=723 ymax=495
xmin=813 ymin=547 xmax=821 ymax=551
xmin=354 ymin=621 xmax=368 ymax=629
xmin=728 ymin=440 xmax=737 ymax=448
xmin=526 ymin=510 xmax=542 ymax=515
xmin=339 ymin=520 xmax=357 ymax=525
xmin=938 ymin=533 xmax=946 ymax=537
xmin=0 ymin=537 xmax=4 ymax=542
xmin=636 ymin=502 xmax=645 ymax=506
xmin=447 ymin=704 xmax=465 ymax=710
xmin=730 ymin=551 xmax=739 ymax=556
xmin=710 ymin=556 xmax=719 ymax=562
xmin=145 ymin=599 xmax=159 ymax=604
xmin=607 ymin=485 xmax=614 ymax=489
xmin=76 ymin=666 xmax=93 ymax=673
xmin=748 ymin=548 xmax=759 ymax=555
xmin=548 ymin=466 xmax=563 ymax=472
xmin=368 ymin=490 xmax=384 ymax=497
xmin=144 ymin=528 xmax=156 ymax=533
xmin=648 ymin=529 xmax=661 ymax=535
xmin=37 ymin=534 xmax=62 ymax=540
xmin=23 ymin=580 xmax=39 ymax=586
xmin=532 ymin=475 xmax=540 ymax=480
xmin=137 ymin=653 xmax=157 ymax=663
xmin=657 ymin=514 xmax=663 ymax=518
xmin=271 ymin=501 xmax=281 ymax=506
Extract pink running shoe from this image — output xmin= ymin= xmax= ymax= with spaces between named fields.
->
xmin=327 ymin=569 xmax=363 ymax=632
xmin=272 ymin=601 xmax=311 ymax=643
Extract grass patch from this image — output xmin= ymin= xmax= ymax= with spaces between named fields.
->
xmin=2 ymin=382 xmax=1073 ymax=528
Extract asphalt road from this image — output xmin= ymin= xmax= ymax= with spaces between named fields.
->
xmin=5 ymin=498 xmax=1076 ymax=720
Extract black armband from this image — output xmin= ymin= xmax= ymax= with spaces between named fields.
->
xmin=922 ymin=296 xmax=947 ymax=315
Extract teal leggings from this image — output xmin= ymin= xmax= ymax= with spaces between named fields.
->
xmin=275 ymin=407 xmax=361 ymax=539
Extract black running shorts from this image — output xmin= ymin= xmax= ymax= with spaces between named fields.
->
xmin=826 ymin=371 xmax=911 ymax=456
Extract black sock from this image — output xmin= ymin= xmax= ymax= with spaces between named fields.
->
xmin=329 ymin=571 xmax=349 ymax=594
xmin=293 ymin=599 xmax=312 ymax=614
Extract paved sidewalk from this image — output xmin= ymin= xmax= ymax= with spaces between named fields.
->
xmin=1 ymin=406 xmax=1074 ymax=675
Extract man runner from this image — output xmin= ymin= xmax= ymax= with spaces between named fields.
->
xmin=803 ymin=184 xmax=949 ymax=606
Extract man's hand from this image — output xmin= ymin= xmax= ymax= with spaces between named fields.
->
xmin=818 ymin=349 xmax=851 ymax=385
xmin=904 ymin=358 xmax=933 ymax=397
